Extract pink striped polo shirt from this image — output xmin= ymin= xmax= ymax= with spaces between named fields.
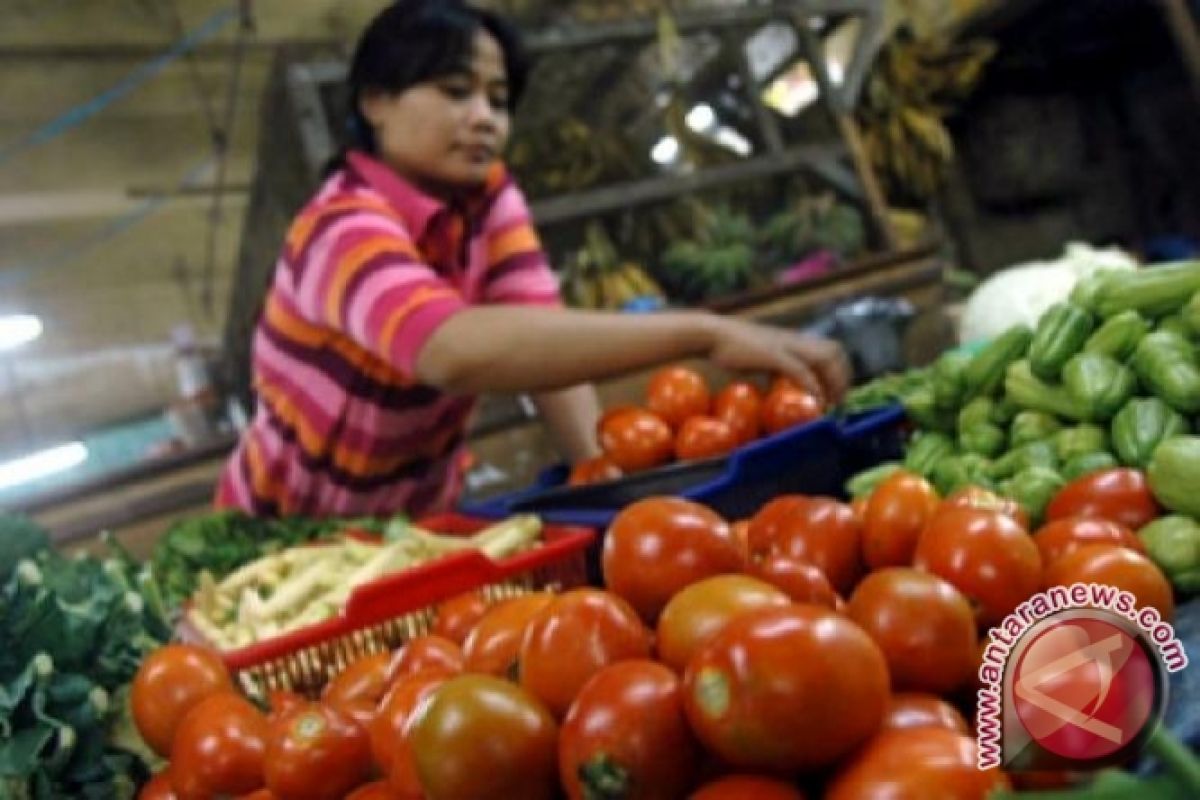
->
xmin=216 ymin=150 xmax=560 ymax=518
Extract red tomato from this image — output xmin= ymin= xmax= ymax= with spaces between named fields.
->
xmin=519 ymin=589 xmax=652 ymax=718
xmin=747 ymin=556 xmax=839 ymax=608
xmin=771 ymin=375 xmax=801 ymax=393
xmin=322 ymin=652 xmax=390 ymax=710
xmin=386 ymin=635 xmax=464 ymax=683
xmin=235 ymin=791 xmax=278 ymax=800
xmin=646 ymin=365 xmax=712 ymax=428
xmin=730 ymin=520 xmax=752 ymax=566
xmin=863 ymin=471 xmax=941 ymax=569
xmin=690 ymin=775 xmax=806 ymax=799
xmin=940 ymin=485 xmax=1029 ymax=530
xmin=462 ymin=592 xmax=555 ymax=677
xmin=683 ymin=606 xmax=889 ymax=772
xmin=656 ymin=575 xmax=791 ymax=673
xmin=431 ymin=591 xmax=489 ymax=646
xmin=369 ymin=670 xmax=453 ymax=793
xmin=602 ymin=497 xmax=741 ymax=624
xmin=568 ymin=455 xmax=624 ymax=487
xmin=264 ymin=702 xmax=372 ymax=800
xmin=170 ymin=693 xmax=269 ymax=800
xmin=266 ymin=691 xmax=305 ymax=724
xmin=139 ymin=772 xmax=178 ymax=800
xmin=846 ymin=568 xmax=978 ymax=695
xmin=881 ymin=693 xmax=969 ymax=734
xmin=1033 ymin=517 xmax=1144 ymax=568
xmin=1045 ymin=468 xmax=1160 ymax=530
xmin=675 ymin=415 xmax=739 ymax=461
xmin=598 ymin=407 xmax=675 ymax=472
xmin=1043 ymin=544 xmax=1174 ymax=621
xmin=914 ymin=507 xmax=1043 ymax=628
xmin=825 ymin=728 xmax=1009 ymax=800
xmin=409 ymin=675 xmax=559 ymax=800
xmin=761 ymin=385 xmax=823 ymax=435
xmin=559 ymin=661 xmax=701 ymax=800
xmin=851 ymin=496 xmax=868 ymax=527
xmin=331 ymin=698 xmax=376 ymax=733
xmin=131 ymin=644 xmax=233 ymax=757
xmin=745 ymin=495 xmax=808 ymax=562
xmin=769 ymin=497 xmax=863 ymax=594
xmin=714 ymin=382 xmax=763 ymax=445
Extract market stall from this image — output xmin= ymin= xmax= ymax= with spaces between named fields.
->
xmin=3 ymin=0 xmax=1200 ymax=798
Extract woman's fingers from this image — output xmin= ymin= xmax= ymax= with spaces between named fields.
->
xmin=787 ymin=335 xmax=854 ymax=402
xmin=792 ymin=336 xmax=852 ymax=402
xmin=775 ymin=354 xmax=825 ymax=401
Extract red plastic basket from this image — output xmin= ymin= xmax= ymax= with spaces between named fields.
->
xmin=178 ymin=513 xmax=595 ymax=695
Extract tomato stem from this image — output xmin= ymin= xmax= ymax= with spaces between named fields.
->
xmin=579 ymin=754 xmax=632 ymax=800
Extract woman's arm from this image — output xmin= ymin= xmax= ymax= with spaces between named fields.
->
xmin=415 ymin=306 xmax=850 ymax=401
xmin=531 ymin=384 xmax=603 ymax=463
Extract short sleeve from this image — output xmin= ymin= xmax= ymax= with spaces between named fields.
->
xmin=290 ymin=203 xmax=468 ymax=377
xmin=480 ymin=181 xmax=562 ymax=306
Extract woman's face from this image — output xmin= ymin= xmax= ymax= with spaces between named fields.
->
xmin=361 ymin=29 xmax=512 ymax=195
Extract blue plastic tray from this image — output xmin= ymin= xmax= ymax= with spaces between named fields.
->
xmin=459 ymin=404 xmax=907 ymax=527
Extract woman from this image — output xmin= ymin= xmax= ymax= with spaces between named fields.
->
xmin=217 ymin=0 xmax=850 ymax=519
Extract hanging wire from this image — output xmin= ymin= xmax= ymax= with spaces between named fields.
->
xmin=200 ymin=0 xmax=256 ymax=318
xmin=149 ymin=0 xmax=225 ymax=138
xmin=0 ymin=6 xmax=237 ymax=167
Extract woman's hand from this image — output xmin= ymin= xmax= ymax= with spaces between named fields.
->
xmin=704 ymin=316 xmax=852 ymax=403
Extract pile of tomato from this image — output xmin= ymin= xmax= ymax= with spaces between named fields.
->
xmin=131 ymin=465 xmax=1176 ymax=800
xmin=570 ymin=365 xmax=824 ymax=485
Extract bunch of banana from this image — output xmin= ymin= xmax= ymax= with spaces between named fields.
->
xmin=561 ymin=222 xmax=666 ymax=310
xmin=508 ymin=117 xmax=641 ymax=197
xmin=760 ymin=193 xmax=867 ymax=265
xmin=856 ymin=32 xmax=996 ymax=202
xmin=654 ymin=204 xmax=763 ymax=303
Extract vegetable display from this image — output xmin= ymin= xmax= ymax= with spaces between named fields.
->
xmin=845 ymin=260 xmax=1200 ymax=588
xmin=572 ymin=366 xmax=824 ymax=486
xmin=122 ymin=483 xmax=1199 ymax=799
xmin=150 ymin=511 xmax=391 ymax=611
xmin=185 ymin=516 xmax=543 ymax=649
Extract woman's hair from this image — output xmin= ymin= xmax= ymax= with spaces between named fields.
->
xmin=341 ymin=0 xmax=529 ymax=156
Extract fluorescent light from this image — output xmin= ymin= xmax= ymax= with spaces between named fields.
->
xmin=651 ymin=136 xmax=680 ymax=165
xmin=0 ymin=442 xmax=88 ymax=491
xmin=714 ymin=126 xmax=753 ymax=157
xmin=685 ymin=103 xmax=717 ymax=132
xmin=0 ymin=314 xmax=42 ymax=352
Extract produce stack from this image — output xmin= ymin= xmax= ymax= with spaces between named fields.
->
xmin=126 ymin=486 xmax=1199 ymax=799
xmin=845 ymin=261 xmax=1200 ymax=593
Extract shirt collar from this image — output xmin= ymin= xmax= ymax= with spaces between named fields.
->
xmin=345 ymin=150 xmax=508 ymax=240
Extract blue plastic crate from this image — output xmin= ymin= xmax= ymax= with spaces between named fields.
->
xmin=460 ymin=404 xmax=907 ymax=527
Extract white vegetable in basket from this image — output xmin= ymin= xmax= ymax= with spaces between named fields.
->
xmin=187 ymin=516 xmax=545 ymax=647
xmin=959 ymin=242 xmax=1137 ymax=345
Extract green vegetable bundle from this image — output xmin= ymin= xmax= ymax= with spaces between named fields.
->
xmin=0 ymin=518 xmax=171 ymax=799
xmin=843 ymin=261 xmax=1200 ymax=572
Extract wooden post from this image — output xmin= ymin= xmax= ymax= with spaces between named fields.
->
xmin=793 ymin=14 xmax=898 ymax=251
xmin=1159 ymin=0 xmax=1200 ymax=106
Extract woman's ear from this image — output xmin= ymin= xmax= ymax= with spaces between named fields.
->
xmin=358 ymin=89 xmax=388 ymax=129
